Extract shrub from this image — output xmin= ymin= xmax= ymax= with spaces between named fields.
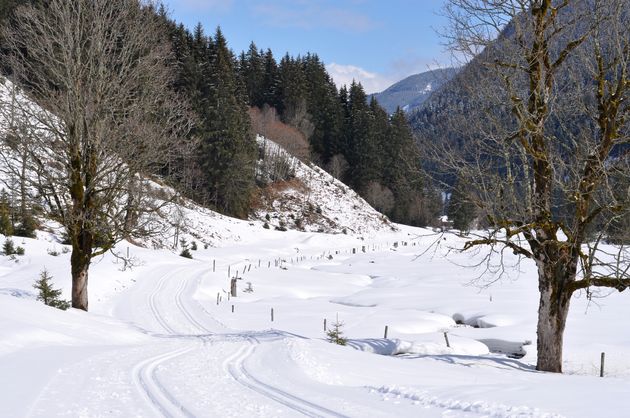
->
xmin=16 ymin=246 xmax=25 ymax=255
xmin=263 ymin=222 xmax=270 ymax=229
xmin=180 ymin=248 xmax=192 ymax=259
xmin=2 ymin=238 xmax=15 ymax=255
xmin=33 ymin=270 xmax=70 ymax=310
xmin=191 ymin=241 xmax=198 ymax=251
xmin=14 ymin=214 xmax=38 ymax=238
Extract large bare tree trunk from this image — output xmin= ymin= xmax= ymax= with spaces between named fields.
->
xmin=70 ymin=228 xmax=93 ymax=311
xmin=71 ymin=258 xmax=89 ymax=311
xmin=534 ymin=248 xmax=577 ymax=372
xmin=535 ymin=277 xmax=571 ymax=372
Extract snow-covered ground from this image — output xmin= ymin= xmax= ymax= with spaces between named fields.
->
xmin=1 ymin=218 xmax=629 ymax=418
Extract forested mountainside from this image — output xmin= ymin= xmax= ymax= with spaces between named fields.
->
xmin=371 ymin=67 xmax=458 ymax=114
xmin=0 ymin=2 xmax=442 ymax=228
xmin=409 ymin=0 xmax=630 ymax=241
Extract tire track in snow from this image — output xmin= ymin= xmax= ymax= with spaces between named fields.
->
xmin=225 ymin=337 xmax=349 ymax=418
xmin=132 ymin=345 xmax=197 ymax=418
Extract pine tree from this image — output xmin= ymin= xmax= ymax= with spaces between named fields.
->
xmin=33 ymin=270 xmax=70 ymax=310
xmin=326 ymin=314 xmax=347 ymax=346
xmin=0 ymin=191 xmax=13 ymax=236
xmin=261 ymin=49 xmax=280 ymax=108
xmin=447 ymin=178 xmax=477 ymax=233
xmin=2 ymin=237 xmax=15 ymax=255
xmin=344 ymin=82 xmax=379 ymax=191
xmin=240 ymin=42 xmax=265 ymax=107
xmin=199 ymin=27 xmax=257 ymax=218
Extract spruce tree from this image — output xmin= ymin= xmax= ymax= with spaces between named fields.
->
xmin=326 ymin=314 xmax=348 ymax=346
xmin=200 ymin=28 xmax=257 ymax=218
xmin=261 ymin=49 xmax=280 ymax=109
xmin=447 ymin=178 xmax=477 ymax=233
xmin=0 ymin=191 xmax=13 ymax=236
xmin=33 ymin=270 xmax=70 ymax=310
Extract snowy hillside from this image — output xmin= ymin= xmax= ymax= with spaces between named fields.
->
xmin=371 ymin=68 xmax=458 ymax=114
xmin=251 ymin=136 xmax=395 ymax=235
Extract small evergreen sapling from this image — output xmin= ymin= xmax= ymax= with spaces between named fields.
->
xmin=326 ymin=314 xmax=347 ymax=346
xmin=179 ymin=238 xmax=192 ymax=259
xmin=33 ymin=270 xmax=70 ymax=310
xmin=2 ymin=238 xmax=15 ymax=255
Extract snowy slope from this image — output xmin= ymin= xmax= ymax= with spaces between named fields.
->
xmin=252 ymin=136 xmax=394 ymax=235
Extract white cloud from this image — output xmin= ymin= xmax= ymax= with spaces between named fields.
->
xmin=325 ymin=63 xmax=395 ymax=94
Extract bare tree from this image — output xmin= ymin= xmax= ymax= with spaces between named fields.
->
xmin=438 ymin=0 xmax=630 ymax=372
xmin=0 ymin=0 xmax=191 ymax=311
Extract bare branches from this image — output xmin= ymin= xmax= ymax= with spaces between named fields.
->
xmin=0 ymin=0 xmax=192 ymax=310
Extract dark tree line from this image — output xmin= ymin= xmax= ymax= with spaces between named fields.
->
xmin=1 ymin=1 xmax=438 ymax=226
xmin=235 ymin=44 xmax=441 ymax=226
xmin=157 ymin=15 xmax=257 ymax=219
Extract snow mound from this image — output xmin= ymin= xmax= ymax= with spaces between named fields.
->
xmin=0 ymin=295 xmax=149 ymax=356
xmin=348 ymin=335 xmax=489 ymax=356
xmin=252 ymin=136 xmax=395 ymax=235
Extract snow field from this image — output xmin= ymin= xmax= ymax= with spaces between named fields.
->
xmin=1 ymin=223 xmax=630 ymax=417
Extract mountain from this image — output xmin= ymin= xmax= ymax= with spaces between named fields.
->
xmin=371 ymin=68 xmax=459 ymax=114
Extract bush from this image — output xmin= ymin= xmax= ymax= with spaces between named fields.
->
xmin=263 ymin=222 xmax=270 ymax=229
xmin=2 ymin=238 xmax=15 ymax=255
xmin=14 ymin=214 xmax=38 ymax=238
xmin=180 ymin=248 xmax=192 ymax=259
xmin=191 ymin=241 xmax=197 ymax=251
xmin=33 ymin=270 xmax=70 ymax=310
xmin=16 ymin=246 xmax=25 ymax=255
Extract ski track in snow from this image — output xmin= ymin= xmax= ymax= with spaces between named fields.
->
xmin=132 ymin=345 xmax=198 ymax=418
xmin=148 ymin=270 xmax=180 ymax=334
xmin=173 ymin=269 xmax=212 ymax=334
xmin=225 ymin=337 xmax=349 ymax=418
xmin=138 ymin=263 xmax=353 ymax=417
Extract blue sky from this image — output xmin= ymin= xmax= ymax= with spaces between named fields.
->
xmin=163 ymin=0 xmax=450 ymax=93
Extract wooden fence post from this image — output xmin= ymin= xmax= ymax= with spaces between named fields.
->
xmin=230 ymin=278 xmax=237 ymax=297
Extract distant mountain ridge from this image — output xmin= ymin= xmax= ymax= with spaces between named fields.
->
xmin=371 ymin=68 xmax=459 ymax=114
